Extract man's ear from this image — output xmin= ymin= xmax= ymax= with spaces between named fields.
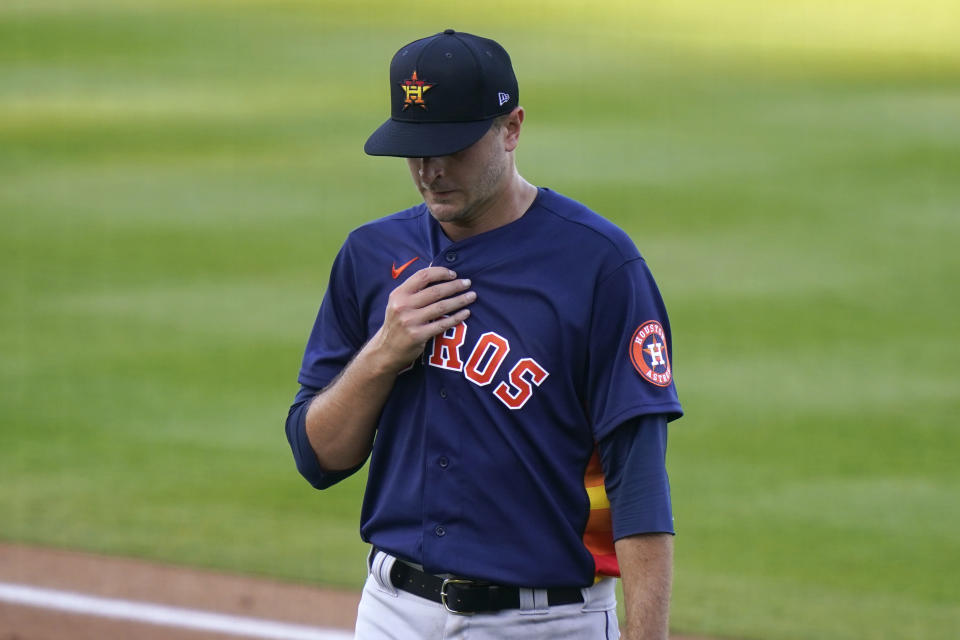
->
xmin=503 ymin=107 xmax=525 ymax=152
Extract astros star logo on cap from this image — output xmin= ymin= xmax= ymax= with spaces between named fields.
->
xmin=365 ymin=31 xmax=519 ymax=157
xmin=400 ymin=70 xmax=433 ymax=110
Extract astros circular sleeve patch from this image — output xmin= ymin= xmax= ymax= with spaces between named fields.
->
xmin=629 ymin=321 xmax=672 ymax=387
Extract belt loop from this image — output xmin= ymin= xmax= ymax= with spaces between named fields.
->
xmin=518 ymin=587 xmax=549 ymax=615
xmin=366 ymin=546 xmax=376 ymax=574
xmin=580 ymin=577 xmax=616 ymax=612
xmin=370 ymin=548 xmax=398 ymax=597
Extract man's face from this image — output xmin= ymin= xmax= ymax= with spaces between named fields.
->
xmin=406 ymin=124 xmax=510 ymax=226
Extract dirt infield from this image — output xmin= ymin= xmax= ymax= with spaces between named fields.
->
xmin=0 ymin=543 xmax=719 ymax=639
xmin=0 ymin=543 xmax=358 ymax=639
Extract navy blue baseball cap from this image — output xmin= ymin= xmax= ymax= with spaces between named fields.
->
xmin=364 ymin=29 xmax=519 ymax=158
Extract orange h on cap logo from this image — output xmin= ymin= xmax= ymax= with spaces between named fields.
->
xmin=401 ymin=71 xmax=433 ymax=110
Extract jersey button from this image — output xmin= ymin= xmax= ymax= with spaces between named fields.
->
xmin=444 ymin=251 xmax=457 ymax=263
xmin=435 ymin=526 xmax=446 ymax=537
xmin=439 ymin=388 xmax=447 ymax=399
xmin=438 ymin=456 xmax=449 ymax=468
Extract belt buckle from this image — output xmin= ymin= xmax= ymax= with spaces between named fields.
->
xmin=440 ymin=578 xmax=476 ymax=615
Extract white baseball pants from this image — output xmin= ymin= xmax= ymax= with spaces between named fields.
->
xmin=354 ymin=549 xmax=620 ymax=639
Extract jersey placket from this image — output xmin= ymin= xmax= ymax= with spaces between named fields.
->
xmin=420 ymin=246 xmax=468 ymax=571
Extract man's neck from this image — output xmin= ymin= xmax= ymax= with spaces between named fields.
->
xmin=440 ymin=172 xmax=538 ymax=243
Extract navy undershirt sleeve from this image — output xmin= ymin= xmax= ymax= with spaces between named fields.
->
xmin=285 ymin=385 xmax=366 ymax=490
xmin=597 ymin=413 xmax=675 ymax=539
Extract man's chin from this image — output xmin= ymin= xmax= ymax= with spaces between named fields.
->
xmin=424 ymin=200 xmax=463 ymax=222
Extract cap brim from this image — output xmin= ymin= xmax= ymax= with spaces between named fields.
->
xmin=364 ymin=118 xmax=494 ymax=158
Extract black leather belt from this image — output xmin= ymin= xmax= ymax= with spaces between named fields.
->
xmin=382 ymin=551 xmax=584 ymax=615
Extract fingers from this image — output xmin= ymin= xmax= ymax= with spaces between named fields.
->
xmin=397 ymin=266 xmax=460 ymax=294
xmin=390 ymin=266 xmax=475 ymax=321
xmin=411 ymin=276 xmax=473 ymax=308
xmin=380 ymin=266 xmax=478 ymax=366
xmin=425 ymin=307 xmax=472 ymax=334
xmin=413 ymin=289 xmax=476 ymax=327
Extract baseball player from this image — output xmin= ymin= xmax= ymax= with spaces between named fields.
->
xmin=286 ymin=30 xmax=682 ymax=640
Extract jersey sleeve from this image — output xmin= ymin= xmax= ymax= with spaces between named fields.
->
xmin=597 ymin=414 xmax=674 ymax=538
xmin=286 ymin=385 xmax=368 ymax=489
xmin=586 ymin=257 xmax=682 ymax=442
xmin=298 ymin=242 xmax=365 ymax=389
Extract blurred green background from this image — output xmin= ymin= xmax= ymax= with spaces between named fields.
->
xmin=2 ymin=1 xmax=958 ymax=638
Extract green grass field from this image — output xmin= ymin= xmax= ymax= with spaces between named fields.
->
xmin=2 ymin=2 xmax=959 ymax=638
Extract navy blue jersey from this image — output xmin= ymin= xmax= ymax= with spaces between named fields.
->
xmin=297 ymin=188 xmax=682 ymax=587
